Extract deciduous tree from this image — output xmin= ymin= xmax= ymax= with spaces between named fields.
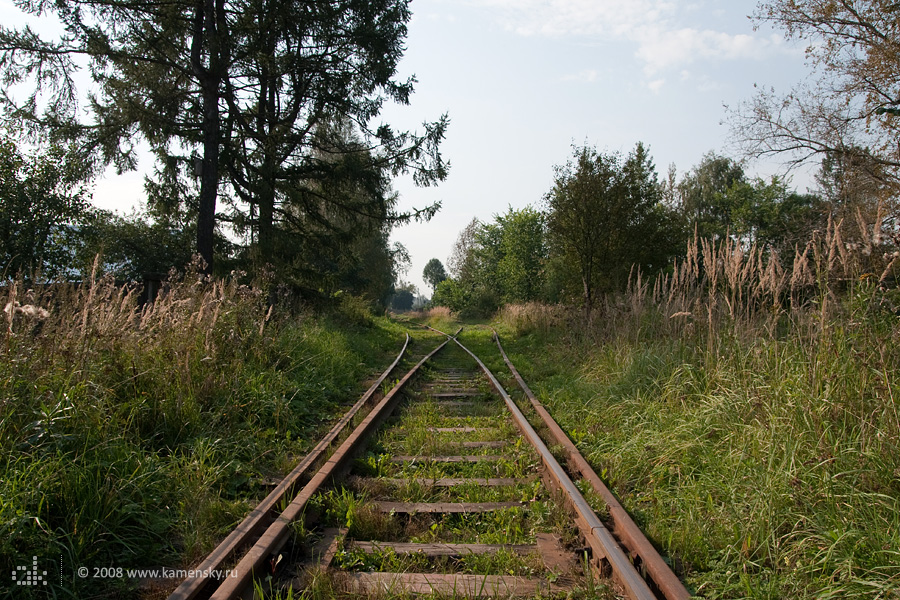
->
xmin=0 ymin=0 xmax=447 ymax=277
xmin=423 ymin=258 xmax=447 ymax=292
xmin=447 ymin=217 xmax=480 ymax=281
xmin=433 ymin=207 xmax=547 ymax=314
xmin=0 ymin=137 xmax=90 ymax=278
xmin=544 ymin=145 xmax=619 ymax=314
xmin=677 ymin=152 xmax=746 ymax=240
xmin=732 ymin=0 xmax=900 ymax=203
xmin=545 ymin=142 xmax=681 ymax=315
xmin=725 ymin=176 xmax=825 ymax=255
xmin=78 ymin=211 xmax=196 ymax=281
xmin=494 ymin=206 xmax=546 ymax=303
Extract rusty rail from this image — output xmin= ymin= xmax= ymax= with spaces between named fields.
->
xmin=451 ymin=336 xmax=658 ymax=600
xmin=205 ymin=337 xmax=450 ymax=599
xmin=492 ymin=331 xmax=692 ymax=600
xmin=420 ymin=323 xmax=463 ymax=338
xmin=172 ymin=325 xmax=690 ymax=600
xmin=167 ymin=333 xmax=443 ymax=600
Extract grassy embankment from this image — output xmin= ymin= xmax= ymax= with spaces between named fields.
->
xmin=457 ymin=233 xmax=899 ymax=599
xmin=1 ymin=266 xmax=410 ymax=598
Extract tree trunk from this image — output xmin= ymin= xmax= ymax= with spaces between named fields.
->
xmin=582 ymin=273 xmax=593 ymax=327
xmin=197 ymin=87 xmax=218 ymax=274
xmin=192 ymin=0 xmax=223 ymax=275
xmin=256 ymin=171 xmax=275 ymax=263
xmin=253 ymin=29 xmax=277 ymax=267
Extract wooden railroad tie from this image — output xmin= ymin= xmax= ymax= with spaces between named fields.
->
xmin=425 ymin=426 xmax=497 ymax=433
xmin=346 ymin=534 xmax=574 ymax=568
xmin=362 ymin=477 xmax=522 ymax=487
xmin=342 ymin=572 xmax=572 ymax=597
xmin=372 ymin=501 xmax=526 ymax=513
xmin=388 ymin=454 xmax=504 ymax=463
xmin=460 ymin=440 xmax=509 ymax=448
xmin=347 ymin=541 xmax=535 ymax=556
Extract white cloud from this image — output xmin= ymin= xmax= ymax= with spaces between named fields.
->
xmin=647 ymin=78 xmax=666 ymax=94
xmin=634 ymin=27 xmax=779 ymax=75
xmin=469 ymin=0 xmax=786 ymax=76
xmin=475 ymin=0 xmax=674 ymax=38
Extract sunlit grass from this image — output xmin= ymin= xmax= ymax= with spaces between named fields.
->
xmin=0 ymin=272 xmax=406 ymax=597
xmin=465 ymin=275 xmax=900 ymax=598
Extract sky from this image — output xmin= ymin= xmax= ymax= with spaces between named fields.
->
xmin=79 ymin=0 xmax=816 ymax=295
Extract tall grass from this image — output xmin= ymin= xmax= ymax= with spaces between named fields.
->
xmin=1 ymin=262 xmax=404 ymax=598
xmin=496 ymin=302 xmax=568 ymax=337
xmin=489 ymin=223 xmax=900 ymax=599
xmin=408 ymin=306 xmax=456 ymax=333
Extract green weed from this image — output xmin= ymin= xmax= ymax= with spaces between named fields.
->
xmin=469 ymin=259 xmax=900 ymax=598
xmin=0 ymin=272 xmax=405 ymax=597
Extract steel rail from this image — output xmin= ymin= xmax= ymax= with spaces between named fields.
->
xmin=493 ymin=331 xmax=692 ymax=600
xmin=420 ymin=324 xmax=463 ymax=338
xmin=208 ymin=337 xmax=451 ymax=599
xmin=450 ymin=336 xmax=657 ymax=600
xmin=167 ymin=334 xmax=412 ymax=600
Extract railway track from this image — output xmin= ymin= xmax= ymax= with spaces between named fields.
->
xmin=164 ymin=326 xmax=691 ymax=600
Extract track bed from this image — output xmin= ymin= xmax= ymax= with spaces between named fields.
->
xmin=165 ymin=328 xmax=689 ymax=600
xmin=304 ymin=342 xmax=584 ymax=598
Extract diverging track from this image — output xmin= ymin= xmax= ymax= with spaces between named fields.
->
xmin=166 ymin=326 xmax=690 ymax=600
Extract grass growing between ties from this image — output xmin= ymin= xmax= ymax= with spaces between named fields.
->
xmin=466 ymin=235 xmax=900 ymax=599
xmin=319 ymin=486 xmax=572 ymax=559
xmin=333 ymin=543 xmax=546 ymax=577
xmin=1 ymin=267 xmax=409 ymax=598
xmin=307 ymin=340 xmax=605 ymax=599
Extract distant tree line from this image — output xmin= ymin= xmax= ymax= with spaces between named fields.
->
xmin=0 ymin=0 xmax=446 ymax=310
xmin=3 ymin=0 xmax=898 ymax=315
xmin=432 ymin=140 xmax=889 ymax=317
xmin=389 ymin=280 xmax=427 ymax=312
xmin=431 ymin=0 xmax=900 ymax=317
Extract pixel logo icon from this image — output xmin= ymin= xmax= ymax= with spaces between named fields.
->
xmin=12 ymin=556 xmax=47 ymax=586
